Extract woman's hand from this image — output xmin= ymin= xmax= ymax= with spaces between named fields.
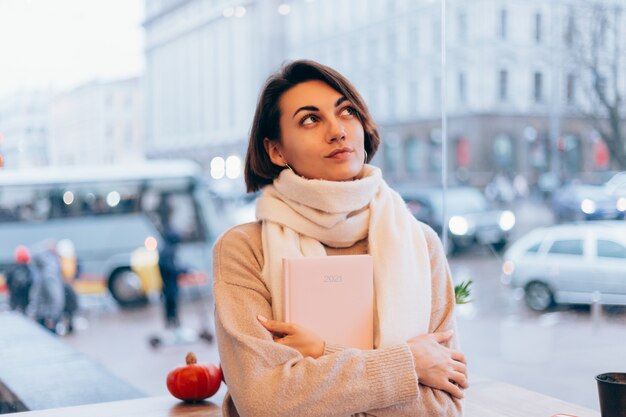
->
xmin=257 ymin=315 xmax=325 ymax=359
xmin=407 ymin=330 xmax=468 ymax=399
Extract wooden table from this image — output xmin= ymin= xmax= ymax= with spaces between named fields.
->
xmin=466 ymin=377 xmax=599 ymax=417
xmin=10 ymin=377 xmax=600 ymax=417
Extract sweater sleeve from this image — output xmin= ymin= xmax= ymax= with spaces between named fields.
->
xmin=213 ymin=224 xmax=419 ymax=417
xmin=365 ymin=224 xmax=465 ymax=417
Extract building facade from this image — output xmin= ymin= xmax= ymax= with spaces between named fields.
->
xmin=143 ymin=0 xmax=290 ymax=167
xmin=0 ymin=90 xmax=53 ymax=169
xmin=143 ymin=0 xmax=625 ymax=186
xmin=285 ymin=0 xmax=625 ymax=186
xmin=49 ymin=77 xmax=144 ymax=166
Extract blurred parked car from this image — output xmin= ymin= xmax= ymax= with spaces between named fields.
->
xmin=397 ymin=186 xmax=516 ymax=255
xmin=551 ymin=183 xmax=626 ymax=222
xmin=604 ymin=171 xmax=626 ymax=198
xmin=501 ymin=221 xmax=626 ymax=311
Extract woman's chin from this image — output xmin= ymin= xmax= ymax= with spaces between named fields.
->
xmin=319 ymin=164 xmax=364 ymax=182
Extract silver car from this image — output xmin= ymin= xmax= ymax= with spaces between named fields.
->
xmin=501 ymin=221 xmax=626 ymax=311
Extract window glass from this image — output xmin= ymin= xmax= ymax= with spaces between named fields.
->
xmin=499 ymin=9 xmax=507 ymax=39
xmin=526 ymin=242 xmax=541 ymax=253
xmin=548 ymin=239 xmax=584 ymax=256
xmin=4 ymin=0 xmax=626 ymax=412
xmin=534 ymin=12 xmax=542 ymax=43
xmin=597 ymin=240 xmax=626 ymax=259
xmin=499 ymin=70 xmax=508 ymax=101
xmin=533 ymin=72 xmax=543 ymax=102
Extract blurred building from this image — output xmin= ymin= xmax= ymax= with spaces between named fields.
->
xmin=143 ymin=0 xmax=289 ymax=170
xmin=285 ymin=0 xmax=625 ymax=186
xmin=143 ymin=0 xmax=625 ymax=186
xmin=49 ymin=77 xmax=144 ymax=166
xmin=0 ymin=90 xmax=53 ymax=169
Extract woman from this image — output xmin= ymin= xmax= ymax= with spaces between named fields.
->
xmin=213 ymin=60 xmax=468 ymax=417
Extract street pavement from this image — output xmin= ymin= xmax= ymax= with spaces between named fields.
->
xmin=61 ymin=294 xmax=224 ymax=399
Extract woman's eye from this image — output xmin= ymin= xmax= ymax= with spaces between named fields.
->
xmin=340 ymin=106 xmax=356 ymax=116
xmin=300 ymin=114 xmax=318 ymax=126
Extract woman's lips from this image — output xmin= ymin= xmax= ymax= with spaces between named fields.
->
xmin=325 ymin=147 xmax=353 ymax=158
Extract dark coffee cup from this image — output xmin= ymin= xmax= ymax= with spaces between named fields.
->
xmin=596 ymin=372 xmax=626 ymax=417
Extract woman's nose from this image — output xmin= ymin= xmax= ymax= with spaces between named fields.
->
xmin=325 ymin=117 xmax=346 ymax=143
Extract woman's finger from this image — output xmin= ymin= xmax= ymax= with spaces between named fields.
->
xmin=442 ymin=381 xmax=465 ymax=399
xmin=257 ymin=315 xmax=294 ymax=335
xmin=451 ymin=349 xmax=466 ymax=364
xmin=431 ymin=330 xmax=454 ymax=344
xmin=452 ymin=360 xmax=467 ymax=376
xmin=449 ymin=370 xmax=469 ymax=389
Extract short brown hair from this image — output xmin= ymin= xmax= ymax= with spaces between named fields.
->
xmin=244 ymin=60 xmax=380 ymax=192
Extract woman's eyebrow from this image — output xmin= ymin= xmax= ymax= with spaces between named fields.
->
xmin=292 ymin=105 xmax=318 ymax=118
xmin=291 ymin=96 xmax=348 ymax=119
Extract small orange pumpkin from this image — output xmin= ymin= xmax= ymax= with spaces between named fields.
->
xmin=166 ymin=352 xmax=221 ymax=402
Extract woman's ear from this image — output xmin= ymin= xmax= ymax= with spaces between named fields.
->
xmin=264 ymin=138 xmax=286 ymax=167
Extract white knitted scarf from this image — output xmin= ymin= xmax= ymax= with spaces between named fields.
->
xmin=256 ymin=165 xmax=432 ymax=348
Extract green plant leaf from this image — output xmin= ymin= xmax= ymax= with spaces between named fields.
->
xmin=454 ymin=280 xmax=473 ymax=305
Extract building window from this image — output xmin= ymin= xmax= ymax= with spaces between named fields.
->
xmin=429 ymin=130 xmax=442 ymax=172
xmin=533 ymin=72 xmax=543 ymax=103
xmin=499 ymin=9 xmax=507 ymax=40
xmin=384 ymin=134 xmax=401 ymax=175
xmin=409 ymin=23 xmax=419 ymax=53
xmin=565 ymin=9 xmax=575 ymax=46
xmin=105 ymin=93 xmax=114 ymax=108
xmin=369 ymin=35 xmax=379 ymax=63
xmin=457 ymin=11 xmax=467 ymax=43
xmin=493 ymin=134 xmax=513 ymax=169
xmin=499 ymin=70 xmax=508 ymax=101
xmin=458 ymin=72 xmax=466 ymax=104
xmin=456 ymin=136 xmax=470 ymax=168
xmin=388 ymin=83 xmax=396 ymax=121
xmin=405 ymin=137 xmax=425 ymax=174
xmin=409 ymin=79 xmax=419 ymax=116
xmin=432 ymin=19 xmax=441 ymax=50
xmin=105 ymin=123 xmax=114 ymax=139
xmin=562 ymin=134 xmax=582 ymax=174
xmin=566 ymin=74 xmax=576 ymax=104
xmin=125 ymin=123 xmax=134 ymax=146
xmin=368 ymin=88 xmax=378 ymax=117
xmin=534 ymin=12 xmax=542 ymax=43
xmin=433 ymin=76 xmax=441 ymax=108
xmin=387 ymin=29 xmax=396 ymax=59
xmin=351 ymin=39 xmax=359 ymax=67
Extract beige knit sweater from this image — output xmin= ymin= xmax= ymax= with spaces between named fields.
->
xmin=213 ymin=221 xmax=464 ymax=417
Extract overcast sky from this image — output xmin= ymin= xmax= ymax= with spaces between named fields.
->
xmin=0 ymin=0 xmax=144 ymax=97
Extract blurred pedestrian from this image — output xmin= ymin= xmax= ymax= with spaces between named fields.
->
xmin=6 ymin=245 xmax=36 ymax=313
xmin=158 ymin=229 xmax=187 ymax=328
xmin=29 ymin=241 xmax=65 ymax=334
xmin=57 ymin=239 xmax=79 ymax=334
xmin=513 ymin=174 xmax=529 ymax=199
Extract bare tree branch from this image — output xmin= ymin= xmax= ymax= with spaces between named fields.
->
xmin=568 ymin=0 xmax=626 ymax=169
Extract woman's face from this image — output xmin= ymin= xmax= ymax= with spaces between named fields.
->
xmin=265 ymin=80 xmax=366 ymax=181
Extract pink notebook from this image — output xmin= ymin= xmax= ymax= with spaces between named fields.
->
xmin=282 ymin=255 xmax=374 ymax=350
